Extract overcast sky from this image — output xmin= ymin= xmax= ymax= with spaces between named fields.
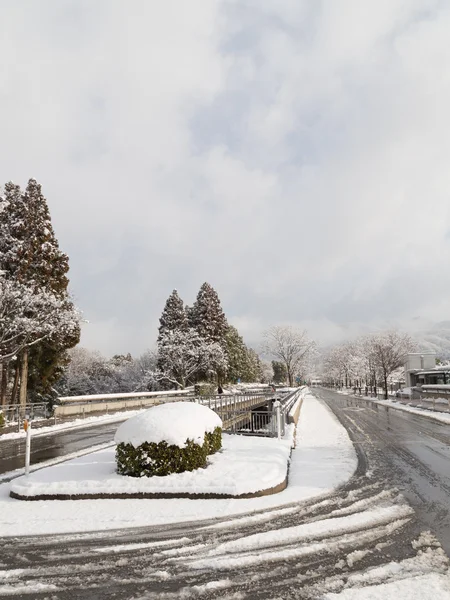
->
xmin=1 ymin=0 xmax=449 ymax=355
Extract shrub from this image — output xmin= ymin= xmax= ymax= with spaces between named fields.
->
xmin=116 ymin=426 xmax=222 ymax=478
xmin=194 ymin=382 xmax=217 ymax=396
xmin=0 ymin=412 xmax=4 ymax=428
xmin=204 ymin=426 xmax=222 ymax=454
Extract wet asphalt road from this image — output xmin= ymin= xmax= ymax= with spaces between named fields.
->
xmin=0 ymin=422 xmax=119 ymax=474
xmin=314 ymin=387 xmax=450 ymax=555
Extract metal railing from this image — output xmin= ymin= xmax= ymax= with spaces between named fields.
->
xmin=213 ymin=388 xmax=306 ymax=437
xmin=221 ymin=409 xmax=280 ymax=437
xmin=1 ymin=403 xmax=50 ymax=431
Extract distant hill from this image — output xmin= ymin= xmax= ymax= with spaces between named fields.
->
xmin=415 ymin=322 xmax=450 ymax=360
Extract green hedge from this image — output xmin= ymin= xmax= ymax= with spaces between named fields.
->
xmin=194 ymin=383 xmax=217 ymax=396
xmin=204 ymin=427 xmax=222 ymax=454
xmin=116 ymin=426 xmax=222 ymax=478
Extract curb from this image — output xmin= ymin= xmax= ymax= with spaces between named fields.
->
xmin=10 ymin=475 xmax=288 ymax=502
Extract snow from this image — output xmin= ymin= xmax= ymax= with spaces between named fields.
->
xmin=0 ymin=408 xmax=149 ymax=443
xmin=114 ymin=402 xmax=222 ymax=448
xmin=195 ymin=505 xmax=413 ymax=560
xmin=324 ymin=573 xmax=450 ymax=599
xmin=368 ymin=397 xmax=450 ymax=424
xmin=0 ymin=390 xmax=357 ymax=536
xmin=10 ymin=433 xmax=291 ymax=497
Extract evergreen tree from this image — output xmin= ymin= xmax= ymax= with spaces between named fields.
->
xmin=190 ymin=283 xmax=228 ymax=345
xmin=272 ymin=360 xmax=287 ymax=384
xmin=246 ymin=348 xmax=263 ymax=382
xmin=0 ymin=179 xmax=80 ymax=404
xmin=225 ymin=325 xmax=248 ymax=383
xmin=157 ymin=290 xmax=189 ymax=343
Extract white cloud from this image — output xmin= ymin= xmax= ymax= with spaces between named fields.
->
xmin=1 ymin=0 xmax=450 ymax=354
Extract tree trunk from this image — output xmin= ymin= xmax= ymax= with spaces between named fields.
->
xmin=1 ymin=363 xmax=8 ymax=407
xmin=11 ymin=360 xmax=20 ymax=405
xmin=383 ymin=372 xmax=388 ymax=400
xmin=287 ymin=369 xmax=293 ymax=387
xmin=19 ymin=348 xmax=29 ymax=408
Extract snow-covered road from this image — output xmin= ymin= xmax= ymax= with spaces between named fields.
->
xmin=0 ymin=391 xmax=449 ymax=599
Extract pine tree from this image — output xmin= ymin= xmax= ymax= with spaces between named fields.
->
xmin=225 ymin=325 xmax=249 ymax=383
xmin=0 ymin=179 xmax=80 ymax=404
xmin=190 ymin=283 xmax=228 ymax=345
xmin=157 ymin=290 xmax=189 ymax=343
xmin=246 ymin=348 xmax=263 ymax=382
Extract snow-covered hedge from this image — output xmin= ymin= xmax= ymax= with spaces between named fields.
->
xmin=114 ymin=402 xmax=222 ymax=477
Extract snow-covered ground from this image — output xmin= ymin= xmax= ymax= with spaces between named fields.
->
xmin=0 ymin=390 xmax=357 ymax=536
xmin=10 ymin=433 xmax=292 ymax=498
xmin=0 ymin=408 xmax=148 ymax=443
xmin=324 ymin=572 xmax=450 ymax=599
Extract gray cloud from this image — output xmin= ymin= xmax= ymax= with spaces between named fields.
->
xmin=1 ymin=0 xmax=449 ymax=354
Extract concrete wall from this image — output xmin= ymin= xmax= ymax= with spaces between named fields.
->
xmin=55 ymin=397 xmax=161 ymax=417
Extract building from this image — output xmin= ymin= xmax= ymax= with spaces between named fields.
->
xmin=404 ymin=352 xmax=450 ymax=387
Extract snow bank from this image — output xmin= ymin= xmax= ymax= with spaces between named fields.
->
xmin=10 ymin=434 xmax=291 ymax=498
xmin=324 ymin=573 xmax=450 ymax=599
xmin=114 ymin=402 xmax=222 ymax=448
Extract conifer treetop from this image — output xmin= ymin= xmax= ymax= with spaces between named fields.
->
xmin=190 ymin=282 xmax=228 ymax=344
xmin=158 ymin=289 xmax=189 ymax=342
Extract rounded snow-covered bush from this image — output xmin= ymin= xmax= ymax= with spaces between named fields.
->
xmin=114 ymin=402 xmax=222 ymax=478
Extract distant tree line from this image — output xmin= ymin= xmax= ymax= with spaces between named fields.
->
xmin=56 ymin=284 xmax=273 ymax=396
xmin=323 ymin=331 xmax=416 ymax=399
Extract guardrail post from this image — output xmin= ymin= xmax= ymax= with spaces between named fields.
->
xmin=274 ymin=400 xmax=281 ymax=440
xmin=25 ymin=417 xmax=31 ymax=476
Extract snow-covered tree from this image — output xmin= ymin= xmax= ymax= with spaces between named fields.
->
xmin=157 ymin=289 xmax=189 ymax=343
xmin=55 ymin=348 xmax=158 ymax=396
xmin=260 ymin=359 xmax=274 ymax=384
xmin=190 ymin=282 xmax=228 ymax=345
xmin=323 ymin=332 xmax=416 ymax=395
xmin=246 ymin=348 xmax=263 ymax=382
xmin=0 ymin=179 xmax=81 ymax=404
xmin=225 ymin=325 xmax=249 ymax=382
xmin=368 ymin=331 xmax=416 ymax=398
xmin=0 ymin=276 xmax=80 ymax=405
xmin=157 ymin=328 xmax=228 ymax=389
xmin=263 ymin=326 xmax=316 ymax=387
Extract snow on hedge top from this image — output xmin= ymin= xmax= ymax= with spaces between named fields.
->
xmin=114 ymin=402 xmax=222 ymax=448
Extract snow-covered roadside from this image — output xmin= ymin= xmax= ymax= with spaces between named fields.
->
xmin=323 ymin=572 xmax=450 ymax=599
xmin=0 ymin=391 xmax=357 ymax=536
xmin=0 ymin=408 xmax=148 ymax=443
xmin=355 ymin=395 xmax=450 ymax=425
